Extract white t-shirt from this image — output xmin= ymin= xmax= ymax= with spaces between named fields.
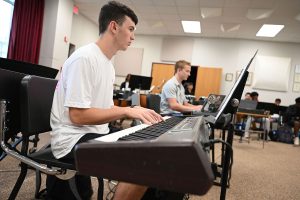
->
xmin=50 ymin=43 xmax=115 ymax=159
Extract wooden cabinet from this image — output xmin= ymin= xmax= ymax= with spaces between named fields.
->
xmin=151 ymin=63 xmax=175 ymax=94
xmin=151 ymin=63 xmax=222 ymax=98
xmin=195 ymin=67 xmax=222 ymax=97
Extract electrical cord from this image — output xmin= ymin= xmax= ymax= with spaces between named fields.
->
xmin=203 ymin=138 xmax=234 ymax=187
xmin=106 ymin=180 xmax=118 ymax=200
xmin=183 ymin=193 xmax=190 ymax=199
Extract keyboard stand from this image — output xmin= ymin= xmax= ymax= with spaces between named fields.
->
xmin=210 ymin=122 xmax=234 ymax=200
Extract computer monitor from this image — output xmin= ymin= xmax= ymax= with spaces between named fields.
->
xmin=129 ymin=74 xmax=152 ymax=91
xmin=257 ymin=102 xmax=276 ymax=113
xmin=202 ymin=94 xmax=226 ymax=114
xmin=202 ymin=50 xmax=258 ymax=123
xmin=0 ymin=58 xmax=59 ymax=79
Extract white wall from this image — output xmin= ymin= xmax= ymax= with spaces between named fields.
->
xmin=39 ymin=0 xmax=73 ymax=73
xmin=39 ymin=0 xmax=59 ymax=68
xmin=52 ymin=0 xmax=73 ymax=70
xmin=184 ymin=37 xmax=300 ymax=105
xmin=69 ymin=13 xmax=300 ymax=106
xmin=70 ymin=13 xmax=99 ymax=49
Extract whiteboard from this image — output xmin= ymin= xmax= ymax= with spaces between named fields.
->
xmin=253 ymin=55 xmax=291 ymax=92
xmin=113 ymin=47 xmax=144 ymax=76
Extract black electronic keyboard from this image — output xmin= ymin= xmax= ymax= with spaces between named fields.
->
xmin=75 ymin=116 xmax=214 ymax=195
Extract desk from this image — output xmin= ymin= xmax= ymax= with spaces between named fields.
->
xmin=113 ymin=94 xmax=147 ymax=108
xmin=236 ymin=112 xmax=270 ymax=148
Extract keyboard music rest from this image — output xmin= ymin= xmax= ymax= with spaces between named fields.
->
xmin=74 ymin=116 xmax=214 ymax=195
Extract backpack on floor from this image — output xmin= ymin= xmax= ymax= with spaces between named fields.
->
xmin=141 ymin=188 xmax=186 ymax=200
xmin=45 ymin=175 xmax=94 ymax=200
xmin=276 ymin=125 xmax=293 ymax=144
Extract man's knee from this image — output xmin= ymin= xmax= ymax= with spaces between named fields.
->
xmin=293 ymin=121 xmax=300 ymax=129
xmin=113 ymin=182 xmax=147 ymax=200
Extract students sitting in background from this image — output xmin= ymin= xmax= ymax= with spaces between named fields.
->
xmin=275 ymin=98 xmax=281 ymax=106
xmin=184 ymin=82 xmax=194 ymax=95
xmin=236 ymin=92 xmax=252 ymax=123
xmin=283 ymin=97 xmax=300 ymax=146
xmin=120 ymin=73 xmax=131 ymax=90
xmin=244 ymin=92 xmax=270 ymax=139
xmin=244 ymin=92 xmax=252 ymax=100
xmin=250 ymin=91 xmax=259 ymax=101
xmin=160 ymin=60 xmax=202 ymax=115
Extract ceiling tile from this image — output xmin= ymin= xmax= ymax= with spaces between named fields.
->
xmin=156 ymin=6 xmax=178 ymax=15
xmin=180 ymin=14 xmax=201 ymax=21
xmin=250 ymin=0 xmax=275 ymax=8
xmin=129 ymin=0 xmax=153 ymax=5
xmin=134 ymin=5 xmax=158 ymax=14
xmin=201 ymin=8 xmax=222 ymax=19
xmin=175 ymin=0 xmax=200 ymax=6
xmin=160 ymin=14 xmax=180 ymax=21
xmin=177 ymin=6 xmax=200 ymax=15
xmin=74 ymin=0 xmax=300 ymax=43
xmin=200 ymin=0 xmax=225 ymax=7
xmin=246 ymin=9 xmax=273 ymax=20
xmin=224 ymin=0 xmax=251 ymax=7
xmin=151 ymin=0 xmax=176 ymax=6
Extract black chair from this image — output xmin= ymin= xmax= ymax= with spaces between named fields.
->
xmin=0 ymin=69 xmax=26 ymax=161
xmin=146 ymin=94 xmax=161 ymax=114
xmin=0 ymin=74 xmax=82 ymax=199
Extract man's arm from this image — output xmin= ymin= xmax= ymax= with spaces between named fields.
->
xmin=167 ymin=98 xmax=202 ymax=113
xmin=69 ymin=106 xmax=163 ymax=125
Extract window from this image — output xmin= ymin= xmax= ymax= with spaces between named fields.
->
xmin=0 ymin=0 xmax=14 ymax=58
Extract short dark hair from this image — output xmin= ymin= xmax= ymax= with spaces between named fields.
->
xmin=175 ymin=60 xmax=191 ymax=73
xmin=250 ymin=91 xmax=259 ymax=97
xmin=275 ymin=98 xmax=281 ymax=103
xmin=98 ymin=1 xmax=138 ymax=34
xmin=295 ymin=97 xmax=300 ymax=104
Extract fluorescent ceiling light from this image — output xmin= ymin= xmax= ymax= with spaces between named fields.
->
xmin=181 ymin=21 xmax=201 ymax=33
xmin=256 ymin=24 xmax=284 ymax=37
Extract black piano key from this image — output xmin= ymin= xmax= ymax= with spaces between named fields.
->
xmin=118 ymin=135 xmax=143 ymax=141
xmin=135 ymin=131 xmax=162 ymax=137
xmin=118 ymin=117 xmax=185 ymax=142
xmin=130 ymin=133 xmax=157 ymax=139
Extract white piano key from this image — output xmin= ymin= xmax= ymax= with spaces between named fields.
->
xmin=95 ymin=123 xmax=149 ymax=142
xmin=95 ymin=116 xmax=170 ymax=142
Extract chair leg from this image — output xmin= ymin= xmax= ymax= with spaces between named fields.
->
xmin=97 ymin=177 xmax=104 ymax=200
xmin=8 ymin=162 xmax=28 ymax=200
xmin=68 ymin=177 xmax=82 ymax=200
xmin=34 ymin=170 xmax=42 ymax=198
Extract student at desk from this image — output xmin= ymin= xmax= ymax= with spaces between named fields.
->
xmin=160 ymin=60 xmax=202 ymax=115
xmin=244 ymin=92 xmax=252 ymax=100
xmin=275 ymin=98 xmax=281 ymax=106
xmin=283 ymin=97 xmax=300 ymax=146
xmin=48 ymin=1 xmax=163 ymax=199
xmin=120 ymin=73 xmax=131 ymax=91
xmin=244 ymin=92 xmax=270 ymax=139
xmin=184 ymin=82 xmax=194 ymax=95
